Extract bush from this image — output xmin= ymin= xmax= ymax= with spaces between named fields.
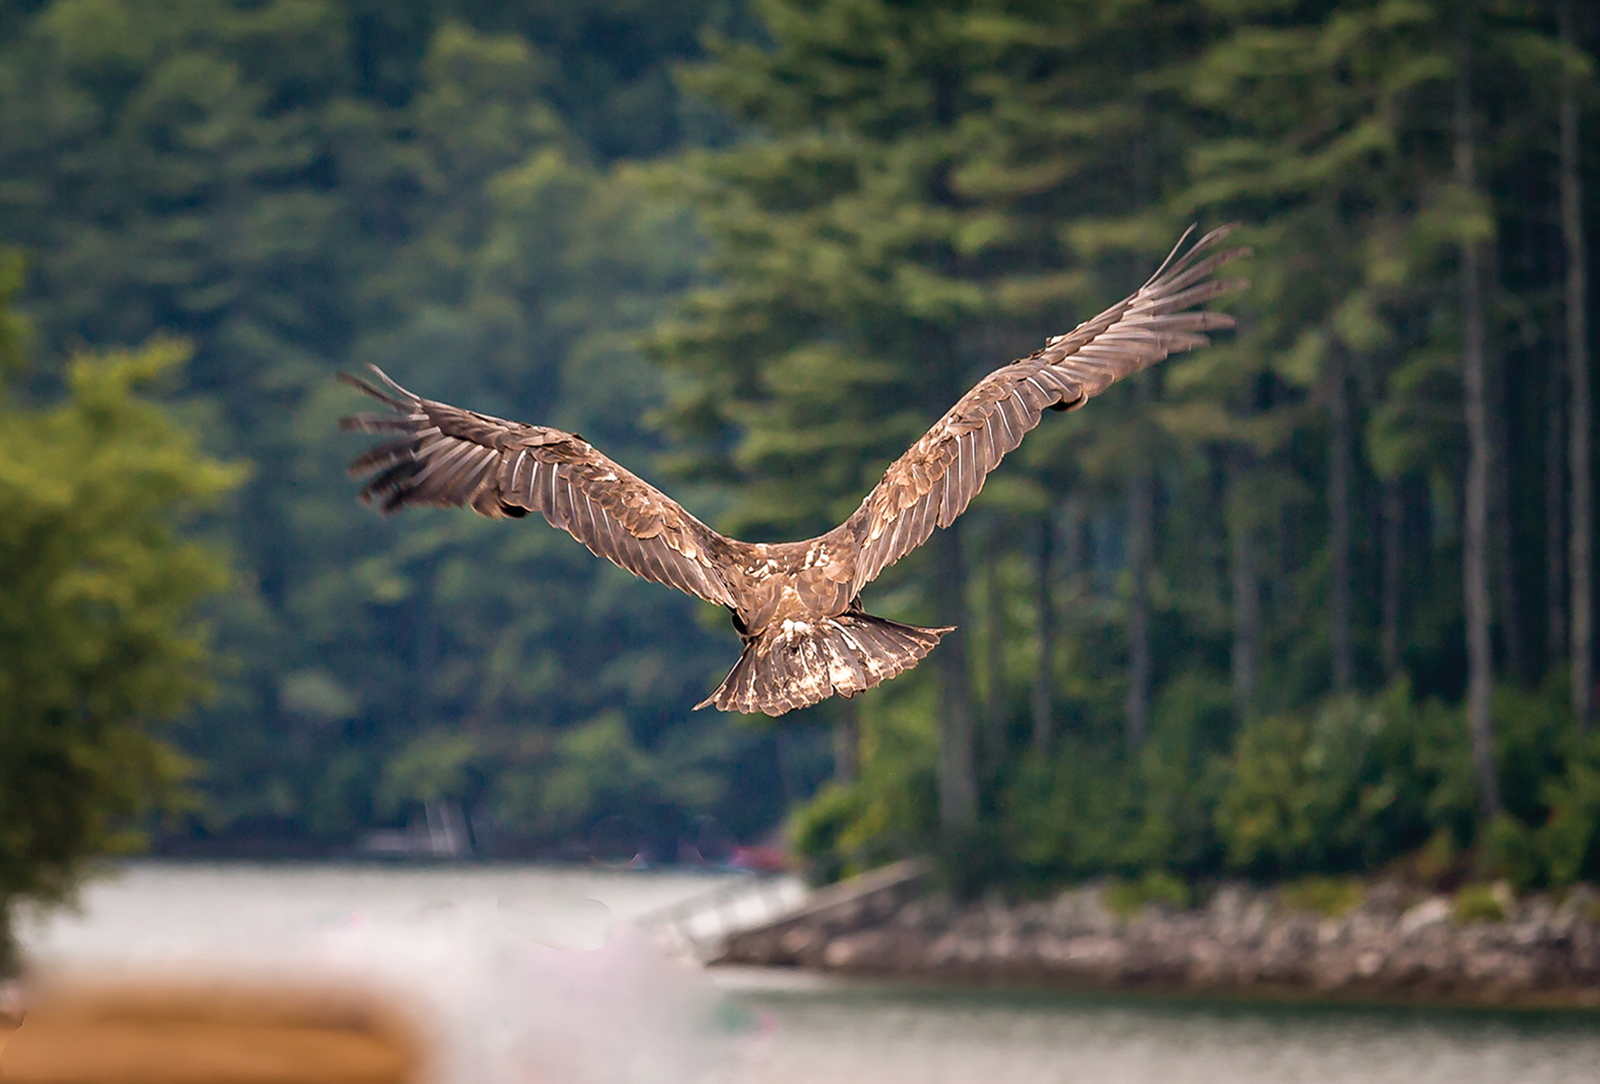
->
xmin=789 ymin=783 xmax=866 ymax=886
xmin=788 ymin=685 xmax=940 ymax=886
xmin=1452 ymin=883 xmax=1509 ymax=924
xmin=1280 ymin=876 xmax=1365 ymax=917
xmin=800 ymin=669 xmax=1600 ymax=902
xmin=1214 ymin=685 xmax=1474 ymax=879
xmin=935 ymin=819 xmax=1024 ymax=901
xmin=1105 ymin=870 xmax=1193 ymax=917
xmin=1535 ymin=726 xmax=1600 ymax=888
xmin=1000 ymin=743 xmax=1141 ymax=879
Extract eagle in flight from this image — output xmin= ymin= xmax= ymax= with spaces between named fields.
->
xmin=341 ymin=225 xmax=1247 ymax=716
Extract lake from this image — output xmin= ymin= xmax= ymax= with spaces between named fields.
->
xmin=14 ymin=862 xmax=1600 ymax=1084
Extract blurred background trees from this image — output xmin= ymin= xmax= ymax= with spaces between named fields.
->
xmin=0 ymin=263 xmax=242 ymax=971
xmin=0 ymin=0 xmax=1598 ymax=893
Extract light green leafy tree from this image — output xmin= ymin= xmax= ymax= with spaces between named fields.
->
xmin=0 ymin=260 xmax=243 ymax=972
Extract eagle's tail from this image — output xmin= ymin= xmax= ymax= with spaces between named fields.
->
xmin=695 ymin=612 xmax=953 ymax=716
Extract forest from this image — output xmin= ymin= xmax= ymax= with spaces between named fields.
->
xmin=1 ymin=0 xmax=1598 ymax=897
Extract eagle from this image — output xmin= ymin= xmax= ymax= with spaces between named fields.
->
xmin=341 ymin=224 xmax=1248 ymax=716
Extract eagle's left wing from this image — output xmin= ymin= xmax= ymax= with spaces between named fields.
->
xmin=340 ymin=368 xmax=738 ymax=608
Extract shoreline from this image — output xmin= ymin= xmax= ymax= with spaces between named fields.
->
xmin=711 ymin=866 xmax=1600 ymax=1010
xmin=707 ymin=963 xmax=1600 ymax=1016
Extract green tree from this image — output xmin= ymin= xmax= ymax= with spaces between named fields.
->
xmin=0 ymin=3 xmax=785 ymax=854
xmin=654 ymin=0 xmax=1224 ymax=832
xmin=0 ymin=264 xmax=242 ymax=972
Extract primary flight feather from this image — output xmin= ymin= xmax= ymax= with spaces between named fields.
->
xmin=341 ymin=224 xmax=1249 ymax=715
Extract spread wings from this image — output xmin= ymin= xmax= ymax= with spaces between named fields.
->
xmin=845 ymin=224 xmax=1249 ymax=594
xmin=339 ymin=370 xmax=738 ymax=608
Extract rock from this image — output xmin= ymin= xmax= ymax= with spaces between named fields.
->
xmin=1364 ymin=881 xmax=1407 ymax=918
xmin=710 ymin=867 xmax=1600 ymax=1006
xmin=1398 ymin=897 xmax=1451 ymax=940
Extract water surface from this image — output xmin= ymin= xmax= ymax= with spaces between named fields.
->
xmin=16 ymin=862 xmax=1600 ymax=1084
xmin=720 ymin=969 xmax=1600 ymax=1084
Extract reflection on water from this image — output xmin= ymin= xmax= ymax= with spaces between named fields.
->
xmin=15 ymin=862 xmax=1600 ymax=1084
xmin=719 ymin=970 xmax=1600 ymax=1084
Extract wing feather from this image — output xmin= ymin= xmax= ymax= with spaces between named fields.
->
xmin=846 ymin=224 xmax=1248 ymax=592
xmin=340 ymin=369 xmax=737 ymax=608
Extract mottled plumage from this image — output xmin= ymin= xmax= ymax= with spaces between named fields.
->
xmin=341 ymin=224 xmax=1248 ymax=715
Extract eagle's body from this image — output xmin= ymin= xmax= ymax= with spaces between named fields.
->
xmin=341 ymin=225 xmax=1248 ymax=715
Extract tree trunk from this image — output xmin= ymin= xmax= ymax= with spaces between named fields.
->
xmin=833 ymin=698 xmax=859 ymax=784
xmin=776 ymin=730 xmax=799 ymax=809
xmin=1329 ymin=344 xmax=1354 ymax=692
xmin=1381 ymin=480 xmax=1404 ymax=679
xmin=1127 ymin=451 xmax=1154 ymax=747
xmin=1492 ymin=357 xmax=1528 ymax=684
xmin=983 ymin=519 xmax=1006 ymax=772
xmin=1456 ymin=9 xmax=1500 ymax=817
xmin=1547 ymin=333 xmax=1567 ymax=669
xmin=1562 ymin=0 xmax=1593 ymax=728
xmin=1062 ymin=495 xmax=1085 ymax=586
xmin=1031 ymin=512 xmax=1055 ymax=751
xmin=934 ymin=521 xmax=978 ymax=830
xmin=1230 ymin=450 xmax=1259 ymax=721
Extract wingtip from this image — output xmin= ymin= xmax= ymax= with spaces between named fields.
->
xmin=1145 ymin=222 xmax=1243 ymax=288
xmin=1195 ymin=221 xmax=1243 ymax=246
xmin=1148 ymin=224 xmax=1200 ymax=282
xmin=337 ymin=370 xmax=409 ymax=411
xmin=339 ymin=365 xmax=419 ymax=409
xmin=364 ymin=364 xmax=416 ymax=399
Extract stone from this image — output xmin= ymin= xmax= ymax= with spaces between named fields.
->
xmin=711 ymin=868 xmax=1600 ymax=1006
xmin=1398 ymin=897 xmax=1451 ymax=940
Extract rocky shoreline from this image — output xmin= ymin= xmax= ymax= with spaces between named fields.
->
xmin=712 ymin=863 xmax=1600 ymax=1007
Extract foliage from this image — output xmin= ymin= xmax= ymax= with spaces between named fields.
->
xmin=791 ymin=682 xmax=941 ymax=883
xmin=0 ymin=0 xmax=1598 ymax=901
xmin=1213 ymin=689 xmax=1467 ymax=878
xmin=735 ymin=0 xmax=1600 ymax=895
xmin=1279 ymin=876 xmax=1365 ymax=918
xmin=1105 ymin=871 xmax=1192 ymax=918
xmin=790 ymin=784 xmax=867 ymax=886
xmin=1453 ymin=882 xmax=1510 ymax=924
xmin=0 ymin=0 xmax=795 ymax=856
xmin=0 ymin=274 xmax=242 ymax=971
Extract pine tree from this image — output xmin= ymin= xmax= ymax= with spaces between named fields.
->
xmin=654 ymin=0 xmax=1222 ymax=829
xmin=1559 ymin=0 xmax=1593 ymax=727
xmin=1455 ymin=2 xmax=1500 ymax=816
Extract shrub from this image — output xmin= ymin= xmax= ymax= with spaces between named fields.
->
xmin=1537 ymin=726 xmax=1600 ymax=888
xmin=789 ymin=782 xmax=865 ymax=886
xmin=1452 ymin=883 xmax=1508 ymax=924
xmin=1280 ymin=876 xmax=1365 ymax=917
xmin=1105 ymin=870 xmax=1193 ymax=918
xmin=1214 ymin=685 xmax=1475 ymax=879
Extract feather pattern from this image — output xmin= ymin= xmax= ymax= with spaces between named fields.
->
xmin=844 ymin=223 xmax=1247 ymax=593
xmin=339 ymin=371 xmax=737 ymax=609
xmin=341 ymin=225 xmax=1246 ymax=716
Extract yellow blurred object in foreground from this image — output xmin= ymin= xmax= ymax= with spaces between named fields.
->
xmin=0 ymin=983 xmax=421 ymax=1084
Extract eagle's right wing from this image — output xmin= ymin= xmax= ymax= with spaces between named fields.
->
xmin=845 ymin=224 xmax=1249 ymax=594
xmin=340 ymin=369 xmax=738 ymax=608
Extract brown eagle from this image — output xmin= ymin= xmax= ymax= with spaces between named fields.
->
xmin=341 ymin=224 xmax=1247 ymax=716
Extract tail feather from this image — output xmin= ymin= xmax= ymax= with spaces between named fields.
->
xmin=696 ymin=612 xmax=952 ymax=716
